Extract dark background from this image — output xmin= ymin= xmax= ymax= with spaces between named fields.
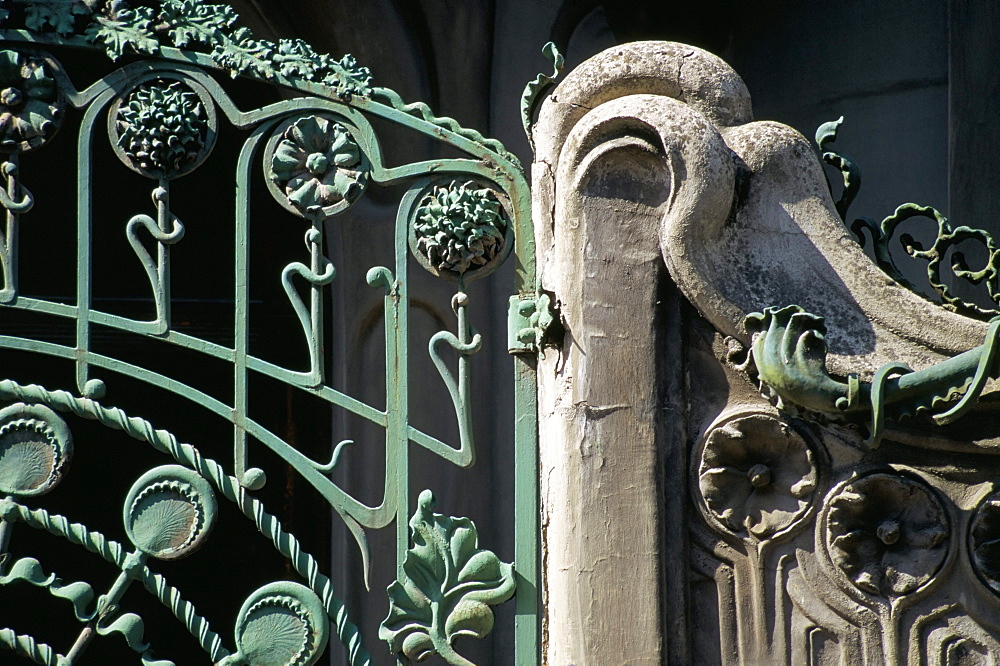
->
xmin=1 ymin=1 xmax=997 ymax=664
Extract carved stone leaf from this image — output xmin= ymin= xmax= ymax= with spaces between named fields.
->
xmin=380 ymin=490 xmax=515 ymax=664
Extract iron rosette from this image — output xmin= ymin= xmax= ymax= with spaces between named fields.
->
xmin=107 ymin=71 xmax=218 ymax=180
xmin=404 ymin=176 xmax=515 ymax=284
xmin=264 ymin=112 xmax=371 ymax=220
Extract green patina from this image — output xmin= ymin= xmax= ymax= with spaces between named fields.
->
xmin=380 ymin=490 xmax=516 ymax=666
xmin=0 ymin=1 xmax=542 ymax=664
xmin=746 ymin=121 xmax=1000 ymax=444
xmin=745 ymin=305 xmax=1000 ymax=448
xmin=412 ymin=181 xmax=507 ymax=276
xmin=818 ymin=117 xmax=1000 ymax=319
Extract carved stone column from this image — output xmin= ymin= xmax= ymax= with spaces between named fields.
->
xmin=534 ymin=41 xmax=1000 ymax=665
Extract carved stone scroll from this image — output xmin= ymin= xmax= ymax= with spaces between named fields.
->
xmin=534 ymin=41 xmax=1000 ymax=664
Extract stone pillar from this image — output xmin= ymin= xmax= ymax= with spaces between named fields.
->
xmin=532 ymin=42 xmax=749 ymax=664
xmin=532 ymin=41 xmax=996 ymax=665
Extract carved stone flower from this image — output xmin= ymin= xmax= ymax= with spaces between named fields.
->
xmin=698 ymin=413 xmax=817 ymax=539
xmin=269 ymin=115 xmax=367 ymax=215
xmin=412 ymin=181 xmax=506 ymax=275
xmin=0 ymin=50 xmax=62 ymax=152
xmin=114 ymin=80 xmax=210 ymax=177
xmin=826 ymin=472 xmax=947 ymax=597
xmin=969 ymin=491 xmax=1000 ymax=594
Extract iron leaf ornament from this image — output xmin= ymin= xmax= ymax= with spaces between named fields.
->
xmin=380 ymin=490 xmax=515 ymax=665
xmin=412 ymin=180 xmax=506 ymax=276
xmin=0 ymin=49 xmax=62 ymax=152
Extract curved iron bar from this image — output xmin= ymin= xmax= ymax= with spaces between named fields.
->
xmin=0 ymin=337 xmax=387 ymax=531
xmin=426 ymin=292 xmax=484 ymax=468
xmin=124 ymin=186 xmax=186 ymax=334
xmin=0 ymin=177 xmax=34 ymax=214
xmin=0 ymin=57 xmax=510 ymax=427
xmin=815 ymin=119 xmax=1000 ymax=319
xmin=0 ymin=502 xmax=185 ymax=664
xmin=0 ymin=7 xmax=540 ymax=661
xmin=746 ymin=305 xmax=1000 ymax=447
xmin=0 ymin=157 xmax=28 ymax=304
xmin=0 ymin=31 xmax=536 ymax=288
xmin=0 ymin=556 xmax=99 ymax=623
xmin=0 ymin=385 xmax=371 ymax=665
xmin=0 ymin=64 xmax=507 ymax=525
xmin=279 ymin=229 xmax=337 ymax=386
xmin=814 ymin=116 xmax=861 ymax=222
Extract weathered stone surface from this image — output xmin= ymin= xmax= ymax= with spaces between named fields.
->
xmin=534 ymin=40 xmax=1000 ymax=665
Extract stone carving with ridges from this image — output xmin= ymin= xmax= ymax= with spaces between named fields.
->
xmin=970 ymin=489 xmax=1000 ymax=595
xmin=697 ymin=412 xmax=818 ymax=540
xmin=825 ymin=471 xmax=948 ymax=597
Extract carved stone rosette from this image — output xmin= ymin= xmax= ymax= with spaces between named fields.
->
xmin=696 ymin=411 xmax=819 ymax=543
xmin=823 ymin=471 xmax=948 ymax=598
xmin=970 ymin=489 xmax=1000 ymax=595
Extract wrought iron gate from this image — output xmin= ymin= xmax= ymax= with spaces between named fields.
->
xmin=0 ymin=1 xmax=540 ymax=664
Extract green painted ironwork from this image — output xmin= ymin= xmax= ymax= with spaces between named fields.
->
xmin=733 ymin=119 xmax=1000 ymax=445
xmin=379 ymin=490 xmax=516 ymax=666
xmin=0 ymin=1 xmax=541 ymax=664
xmin=817 ymin=117 xmax=1000 ymax=318
xmin=520 ymin=42 xmax=564 ymax=153
xmin=743 ymin=305 xmax=1000 ymax=448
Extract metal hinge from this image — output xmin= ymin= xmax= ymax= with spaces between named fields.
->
xmin=508 ymin=292 xmax=561 ymax=356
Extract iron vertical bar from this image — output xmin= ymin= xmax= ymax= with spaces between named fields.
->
xmin=508 ymin=168 xmax=540 ymax=665
xmin=0 ymin=497 xmax=12 ymax=572
xmin=75 ymin=90 xmax=115 ymax=394
xmin=155 ymin=178 xmax=171 ymax=331
xmin=389 ymin=188 xmax=414 ymax=577
xmin=233 ymin=126 xmax=269 ymax=488
xmin=391 ymin=280 xmax=409 ymax=577
xmin=513 ymin=353 xmax=539 ymax=666
xmin=0 ymin=155 xmax=20 ymax=302
xmin=309 ymin=216 xmax=325 ymax=385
